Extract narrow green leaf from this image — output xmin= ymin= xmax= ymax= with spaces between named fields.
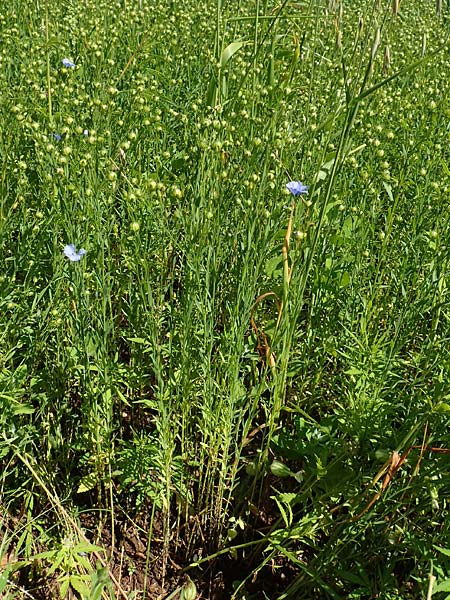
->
xmin=434 ymin=545 xmax=450 ymax=557
xmin=59 ymin=577 xmax=70 ymax=599
xmin=0 ymin=567 xmax=12 ymax=594
xmin=382 ymin=181 xmax=394 ymax=203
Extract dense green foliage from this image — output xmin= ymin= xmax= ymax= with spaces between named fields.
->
xmin=1 ymin=0 xmax=450 ymax=598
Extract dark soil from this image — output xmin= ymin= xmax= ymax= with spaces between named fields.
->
xmin=1 ymin=476 xmax=301 ymax=599
xmin=76 ymin=508 xmax=298 ymax=600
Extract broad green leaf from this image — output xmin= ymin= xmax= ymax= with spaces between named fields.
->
xmin=264 ymin=256 xmax=283 ymax=278
xmin=127 ymin=337 xmax=148 ymax=344
xmin=270 ymin=460 xmax=292 ymax=478
xmin=345 ymin=367 xmax=364 ymax=376
xmin=77 ymin=472 xmax=98 ymax=494
xmin=13 ymin=403 xmax=35 ymax=415
xmin=342 ymin=216 xmax=354 ymax=237
xmin=180 ymin=577 xmax=197 ymax=600
xmin=219 ymin=41 xmax=246 ymax=69
xmin=69 ymin=574 xmax=90 ymax=597
xmin=434 ymin=579 xmax=450 ymax=593
xmin=73 ymin=541 xmax=105 ymax=555
xmin=278 ymin=492 xmax=298 ymax=504
xmin=340 ymin=271 xmax=350 ymax=287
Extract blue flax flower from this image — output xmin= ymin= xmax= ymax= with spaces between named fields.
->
xmin=64 ymin=244 xmax=86 ymax=262
xmin=286 ymin=181 xmax=309 ymax=196
xmin=52 ymin=133 xmax=62 ymax=142
xmin=62 ymin=58 xmax=76 ymax=68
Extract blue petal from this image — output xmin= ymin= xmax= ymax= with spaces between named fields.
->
xmin=64 ymin=244 xmax=86 ymax=261
xmin=286 ymin=181 xmax=309 ymax=196
xmin=62 ymin=58 xmax=76 ymax=68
